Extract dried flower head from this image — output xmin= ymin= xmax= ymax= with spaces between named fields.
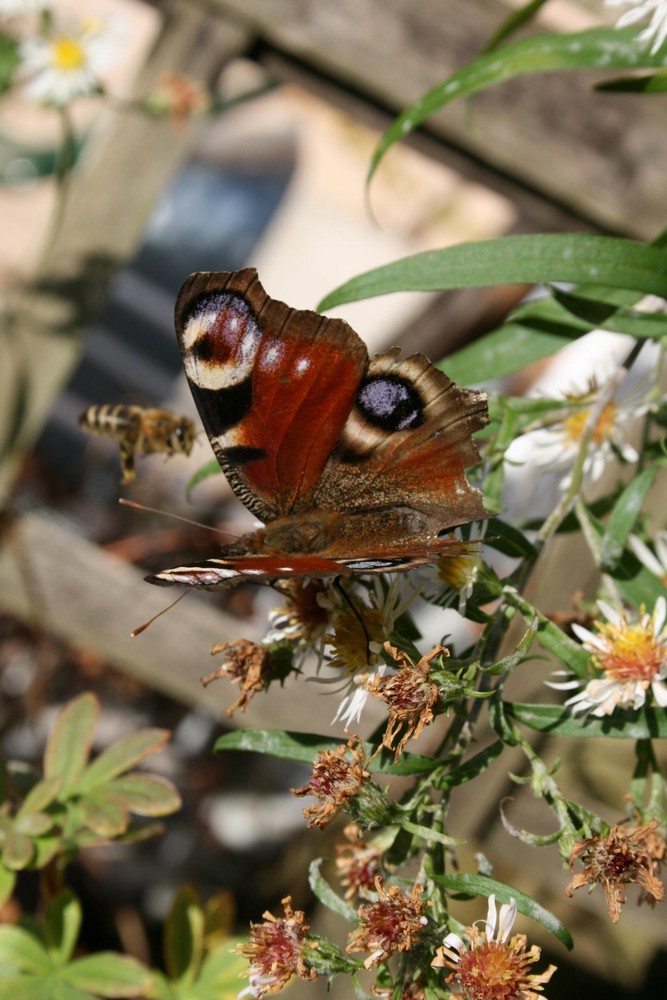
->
xmin=291 ymin=736 xmax=370 ymax=830
xmin=146 ymin=71 xmax=210 ymax=130
xmin=237 ymin=896 xmax=316 ymax=998
xmin=347 ymin=878 xmax=429 ymax=968
xmin=204 ymin=638 xmax=271 ymax=717
xmin=335 ymin=823 xmax=383 ymax=899
xmin=433 ymin=895 xmax=556 ymax=999
xmin=365 ymin=642 xmax=443 ymax=760
xmin=567 ymin=821 xmax=665 ymax=922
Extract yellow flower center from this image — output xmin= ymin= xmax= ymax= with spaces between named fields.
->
xmin=327 ymin=607 xmax=384 ymax=674
xmin=594 ymin=617 xmax=667 ymax=683
xmin=562 ymin=401 xmax=616 ymax=445
xmin=435 ymin=547 xmax=479 ymax=591
xmin=52 ymin=37 xmax=86 ymax=72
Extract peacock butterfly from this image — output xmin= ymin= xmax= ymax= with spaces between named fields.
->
xmin=146 ymin=268 xmax=488 ymax=590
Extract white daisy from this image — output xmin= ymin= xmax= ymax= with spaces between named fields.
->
xmin=20 ymin=15 xmax=118 ymax=106
xmin=605 ymin=0 xmax=667 ymax=54
xmin=555 ymin=597 xmax=667 ymax=716
xmin=506 ymin=376 xmax=648 ymax=490
xmin=417 ymin=522 xmax=486 ymax=616
xmin=628 ymin=529 xmax=667 ymax=586
xmin=324 ymin=576 xmax=419 ymax=730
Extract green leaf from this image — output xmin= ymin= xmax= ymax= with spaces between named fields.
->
xmin=214 ymin=730 xmax=439 ymax=776
xmin=45 ymin=891 xmax=81 ymax=965
xmin=600 ymin=467 xmax=658 ymax=570
xmin=2 ymin=829 xmax=34 ymax=870
xmin=367 ymin=27 xmax=667 ymax=185
xmin=435 ymin=873 xmax=572 ymax=949
xmin=309 ymin=858 xmax=358 ymax=922
xmin=444 ymin=324 xmax=574 ymax=385
xmin=400 ymin=821 xmax=463 ymax=847
xmin=164 ymin=885 xmax=204 ymax=984
xmin=186 ymin=460 xmax=221 ymax=500
xmin=0 ymin=926 xmax=50 ymax=974
xmin=44 ymin=695 xmax=98 ymax=793
xmin=0 ymin=865 xmax=15 ymax=907
xmin=550 ymin=287 xmax=667 ymax=339
xmin=198 ymin=939 xmax=249 ymax=989
xmin=74 ymin=730 xmax=170 ymax=793
xmin=508 ymin=595 xmax=590 ymax=678
xmin=319 ymin=235 xmax=667 ymax=313
xmin=19 ymin=777 xmax=62 ymax=816
xmin=442 ymin=741 xmax=504 ymax=790
xmin=79 ymin=793 xmax=128 ymax=838
xmin=596 ymin=70 xmax=667 ymax=92
xmin=506 ymin=701 xmax=667 ymax=739
xmin=62 ymin=953 xmax=152 ymax=996
xmin=0 ymin=32 xmax=20 ymax=97
xmin=14 ymin=812 xmax=54 ymax=839
xmin=104 ymin=776 xmax=181 ymax=817
xmin=480 ymin=0 xmax=550 ymax=52
xmin=484 ymin=519 xmax=537 ymax=560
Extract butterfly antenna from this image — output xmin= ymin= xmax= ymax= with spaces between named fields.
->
xmin=131 ymin=589 xmax=191 ymax=637
xmin=333 ymin=577 xmax=372 ymax=660
xmin=118 ymin=497 xmax=240 ymax=539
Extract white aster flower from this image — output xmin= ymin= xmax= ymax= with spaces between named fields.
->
xmin=324 ymin=576 xmax=419 ymax=730
xmin=557 ymin=597 xmax=667 ymax=717
xmin=263 ymin=578 xmax=336 ymax=669
xmin=507 ymin=376 xmax=648 ymax=489
xmin=432 ymin=894 xmax=556 ymax=998
xmin=417 ymin=522 xmax=486 ymax=616
xmin=629 ymin=529 xmax=667 ymax=585
xmin=20 ymin=15 xmax=118 ymax=106
xmin=605 ymin=0 xmax=667 ymax=54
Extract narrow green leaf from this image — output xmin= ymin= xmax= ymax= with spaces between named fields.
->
xmin=214 ymin=730 xmax=439 ymax=775
xmin=44 ymin=695 xmax=98 ymax=793
xmin=319 ymin=235 xmax=667 ymax=313
xmin=0 ymin=32 xmax=20 ymax=96
xmin=0 ymin=926 xmax=50 ymax=973
xmin=45 ymin=890 xmax=81 ymax=965
xmin=443 ymin=324 xmax=572 ymax=385
xmin=400 ymin=821 xmax=462 ymax=847
xmin=597 ymin=70 xmax=667 ymax=92
xmin=551 ymin=287 xmax=667 ymax=339
xmin=104 ymin=775 xmax=181 ymax=817
xmin=165 ymin=886 xmax=204 ymax=984
xmin=506 ymin=701 xmax=667 ymax=738
xmin=480 ymin=0 xmax=550 ymax=52
xmin=14 ymin=812 xmax=53 ymax=838
xmin=63 ymin=953 xmax=152 ymax=996
xmin=74 ymin=730 xmax=170 ymax=793
xmin=600 ymin=467 xmax=658 ymax=570
xmin=616 ymin=566 xmax=667 ymax=610
xmin=436 ymin=873 xmax=572 ymax=949
xmin=368 ymin=27 xmax=667 ymax=185
xmin=309 ymin=858 xmax=358 ymax=922
xmin=186 ymin=459 xmax=221 ymax=500
xmin=484 ymin=519 xmax=537 ymax=560
xmin=508 ymin=595 xmax=591 ymax=678
xmin=442 ymin=741 xmax=504 ymax=789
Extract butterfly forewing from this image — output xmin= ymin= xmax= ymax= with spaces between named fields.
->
xmin=175 ymin=269 xmax=368 ymax=521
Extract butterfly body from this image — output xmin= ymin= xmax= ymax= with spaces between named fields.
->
xmin=146 ymin=269 xmax=489 ymax=589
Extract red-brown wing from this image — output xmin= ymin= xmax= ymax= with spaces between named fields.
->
xmin=313 ymin=349 xmax=489 ymax=533
xmin=175 ymin=269 xmax=368 ymax=522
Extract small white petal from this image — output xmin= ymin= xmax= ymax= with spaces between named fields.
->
xmin=496 ymin=898 xmax=518 ymax=943
xmin=629 ymin=535 xmax=665 ymax=578
xmin=651 ymin=678 xmax=667 ymax=706
xmin=442 ymin=932 xmax=465 ymax=954
xmin=652 ymin=595 xmax=667 ymax=633
xmin=596 ymin=600 xmax=624 ymax=627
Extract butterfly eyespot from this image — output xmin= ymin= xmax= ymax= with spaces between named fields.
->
xmin=357 ymin=374 xmax=423 ymax=431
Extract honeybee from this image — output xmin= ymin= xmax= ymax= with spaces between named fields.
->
xmin=78 ymin=404 xmax=197 ymax=483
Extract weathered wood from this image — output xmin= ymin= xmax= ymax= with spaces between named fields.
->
xmin=208 ymin=0 xmax=665 ymax=237
xmin=0 ymin=2 xmax=252 ymax=507
xmin=0 ymin=510 xmax=369 ymax=731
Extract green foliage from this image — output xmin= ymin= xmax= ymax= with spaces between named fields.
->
xmin=0 ymin=694 xmax=181 ymax=904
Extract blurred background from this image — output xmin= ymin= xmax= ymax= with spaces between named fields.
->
xmin=0 ymin=0 xmax=666 ymax=996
